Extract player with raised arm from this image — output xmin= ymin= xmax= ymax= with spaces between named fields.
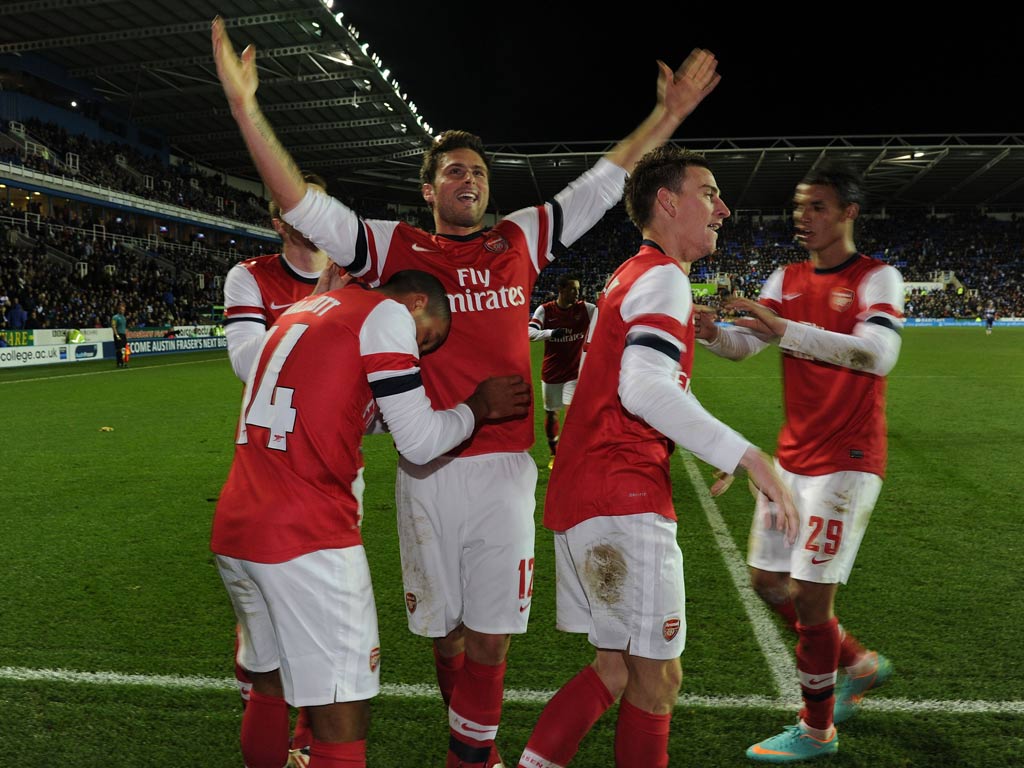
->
xmin=212 ymin=16 xmax=721 ymax=766
xmin=517 ymin=146 xmax=798 ymax=768
xmin=527 ymin=275 xmax=595 ymax=467
xmin=211 ymin=269 xmax=530 ymax=768
xmin=694 ymin=162 xmax=904 ymax=763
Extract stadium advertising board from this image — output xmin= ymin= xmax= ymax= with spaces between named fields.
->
xmin=127 ymin=336 xmax=227 ymax=355
xmin=0 ymin=343 xmax=96 ymax=368
xmin=32 ymin=328 xmax=114 ymax=346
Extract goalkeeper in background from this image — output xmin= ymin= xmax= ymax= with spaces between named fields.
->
xmin=527 ymin=275 xmax=594 ymax=468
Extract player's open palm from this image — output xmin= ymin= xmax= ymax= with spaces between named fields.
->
xmin=659 ymin=48 xmax=721 ymax=123
xmin=468 ymin=376 xmax=532 ymax=421
xmin=212 ymin=16 xmax=258 ymax=110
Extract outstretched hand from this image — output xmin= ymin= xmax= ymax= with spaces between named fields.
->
xmin=658 ymin=48 xmax=722 ymax=123
xmin=466 ymin=375 xmax=532 ymax=423
xmin=740 ymin=447 xmax=800 ymax=546
xmin=725 ymin=297 xmax=787 ymax=340
xmin=212 ymin=16 xmax=258 ymax=112
xmin=692 ymin=303 xmax=720 ymax=342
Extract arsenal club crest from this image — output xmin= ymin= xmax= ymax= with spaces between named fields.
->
xmin=663 ymin=617 xmax=681 ymax=641
xmin=829 ymin=287 xmax=855 ymax=312
xmin=405 ymin=592 xmax=418 ymax=614
xmin=369 ymin=646 xmax=381 ymax=672
xmin=484 ymin=233 xmax=509 ymax=254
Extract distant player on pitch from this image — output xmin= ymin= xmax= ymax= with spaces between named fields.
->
xmin=695 ymin=161 xmax=904 ymax=763
xmin=528 ymin=275 xmax=595 ymax=467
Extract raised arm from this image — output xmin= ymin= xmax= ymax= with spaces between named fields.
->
xmin=605 ymin=49 xmax=722 ymax=174
xmin=211 ymin=16 xmax=306 ymax=214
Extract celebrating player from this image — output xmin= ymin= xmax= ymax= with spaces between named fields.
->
xmin=223 ymin=171 xmax=340 ymax=381
xmin=212 ymin=15 xmax=721 ymax=766
xmin=222 ymin=171 xmax=344 ymax=766
xmin=211 ymin=269 xmax=530 ymax=768
xmin=527 ymin=275 xmax=595 ymax=467
xmin=518 ymin=146 xmax=797 ymax=768
xmin=695 ymin=161 xmax=904 ymax=762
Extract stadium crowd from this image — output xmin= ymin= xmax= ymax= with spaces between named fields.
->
xmin=2 ymin=118 xmax=270 ymax=225
xmin=532 ymin=208 xmax=1024 ymax=320
xmin=2 ymin=116 xmax=1022 ymax=340
xmin=3 ymin=204 xmax=1023 ymax=337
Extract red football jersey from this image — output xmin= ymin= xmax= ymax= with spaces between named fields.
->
xmin=211 ymin=285 xmax=418 ymax=563
xmin=760 ymin=254 xmax=904 ymax=477
xmin=545 ymin=245 xmax=694 ymax=531
xmin=283 ymin=158 xmax=629 ymax=458
xmin=529 ymin=299 xmax=595 ymax=383
xmin=223 ymin=253 xmax=319 ymax=328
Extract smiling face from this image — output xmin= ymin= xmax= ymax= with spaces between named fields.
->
xmin=422 ymin=148 xmax=490 ymax=235
xmin=670 ymin=165 xmax=731 ymax=263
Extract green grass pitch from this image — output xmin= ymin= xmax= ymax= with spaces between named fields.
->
xmin=0 ymin=327 xmax=1021 ymax=767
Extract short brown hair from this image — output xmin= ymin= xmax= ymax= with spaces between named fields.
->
xmin=624 ymin=146 xmax=710 ymax=230
xmin=419 ymin=130 xmax=489 ymax=188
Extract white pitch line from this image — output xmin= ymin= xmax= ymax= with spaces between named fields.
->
xmin=682 ymin=454 xmax=802 ymax=707
xmin=0 ymin=356 xmax=224 ymax=385
xmin=2 ymin=666 xmax=1021 ymax=716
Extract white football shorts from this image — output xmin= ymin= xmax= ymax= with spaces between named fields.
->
xmin=554 ymin=512 xmax=686 ymax=660
xmin=216 ymin=546 xmax=381 ymax=707
xmin=747 ymin=464 xmax=882 ymax=585
xmin=396 ymin=451 xmax=537 ymax=637
xmin=541 ymin=379 xmax=577 ymax=412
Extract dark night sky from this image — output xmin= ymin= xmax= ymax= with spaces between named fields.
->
xmin=344 ymin=8 xmax=1020 ymax=145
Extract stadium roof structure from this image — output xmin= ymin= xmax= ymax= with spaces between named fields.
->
xmin=4 ymin=1 xmax=1024 ymax=215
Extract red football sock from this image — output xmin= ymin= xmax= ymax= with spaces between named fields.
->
xmin=545 ymin=412 xmax=560 ymax=448
xmin=796 ymin=618 xmax=840 ymax=731
xmin=292 ymin=706 xmax=313 ymax=751
xmin=614 ymin=697 xmax=671 ymax=768
xmin=434 ymin=645 xmax=465 ymax=708
xmin=837 ymin=622 xmax=867 ymax=669
xmin=308 ymin=738 xmax=366 ymax=767
xmin=240 ymin=689 xmax=290 ymax=768
xmin=446 ymin=657 xmax=506 ymax=768
xmin=519 ymin=664 xmax=615 ymax=767
xmin=767 ymin=596 xmax=799 ymax=633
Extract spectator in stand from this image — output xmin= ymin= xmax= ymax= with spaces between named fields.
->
xmin=7 ymin=299 xmax=28 ymax=329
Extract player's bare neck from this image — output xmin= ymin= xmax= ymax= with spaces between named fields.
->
xmin=434 ymin=222 xmax=485 ymax=238
xmin=283 ymin=244 xmax=328 ymax=273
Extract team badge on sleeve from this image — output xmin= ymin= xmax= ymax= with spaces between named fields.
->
xmin=663 ymin=617 xmax=681 ymax=641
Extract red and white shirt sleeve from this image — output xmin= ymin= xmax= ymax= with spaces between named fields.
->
xmin=361 ymin=300 xmax=476 ymax=464
xmin=617 ymin=264 xmax=750 ymax=475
